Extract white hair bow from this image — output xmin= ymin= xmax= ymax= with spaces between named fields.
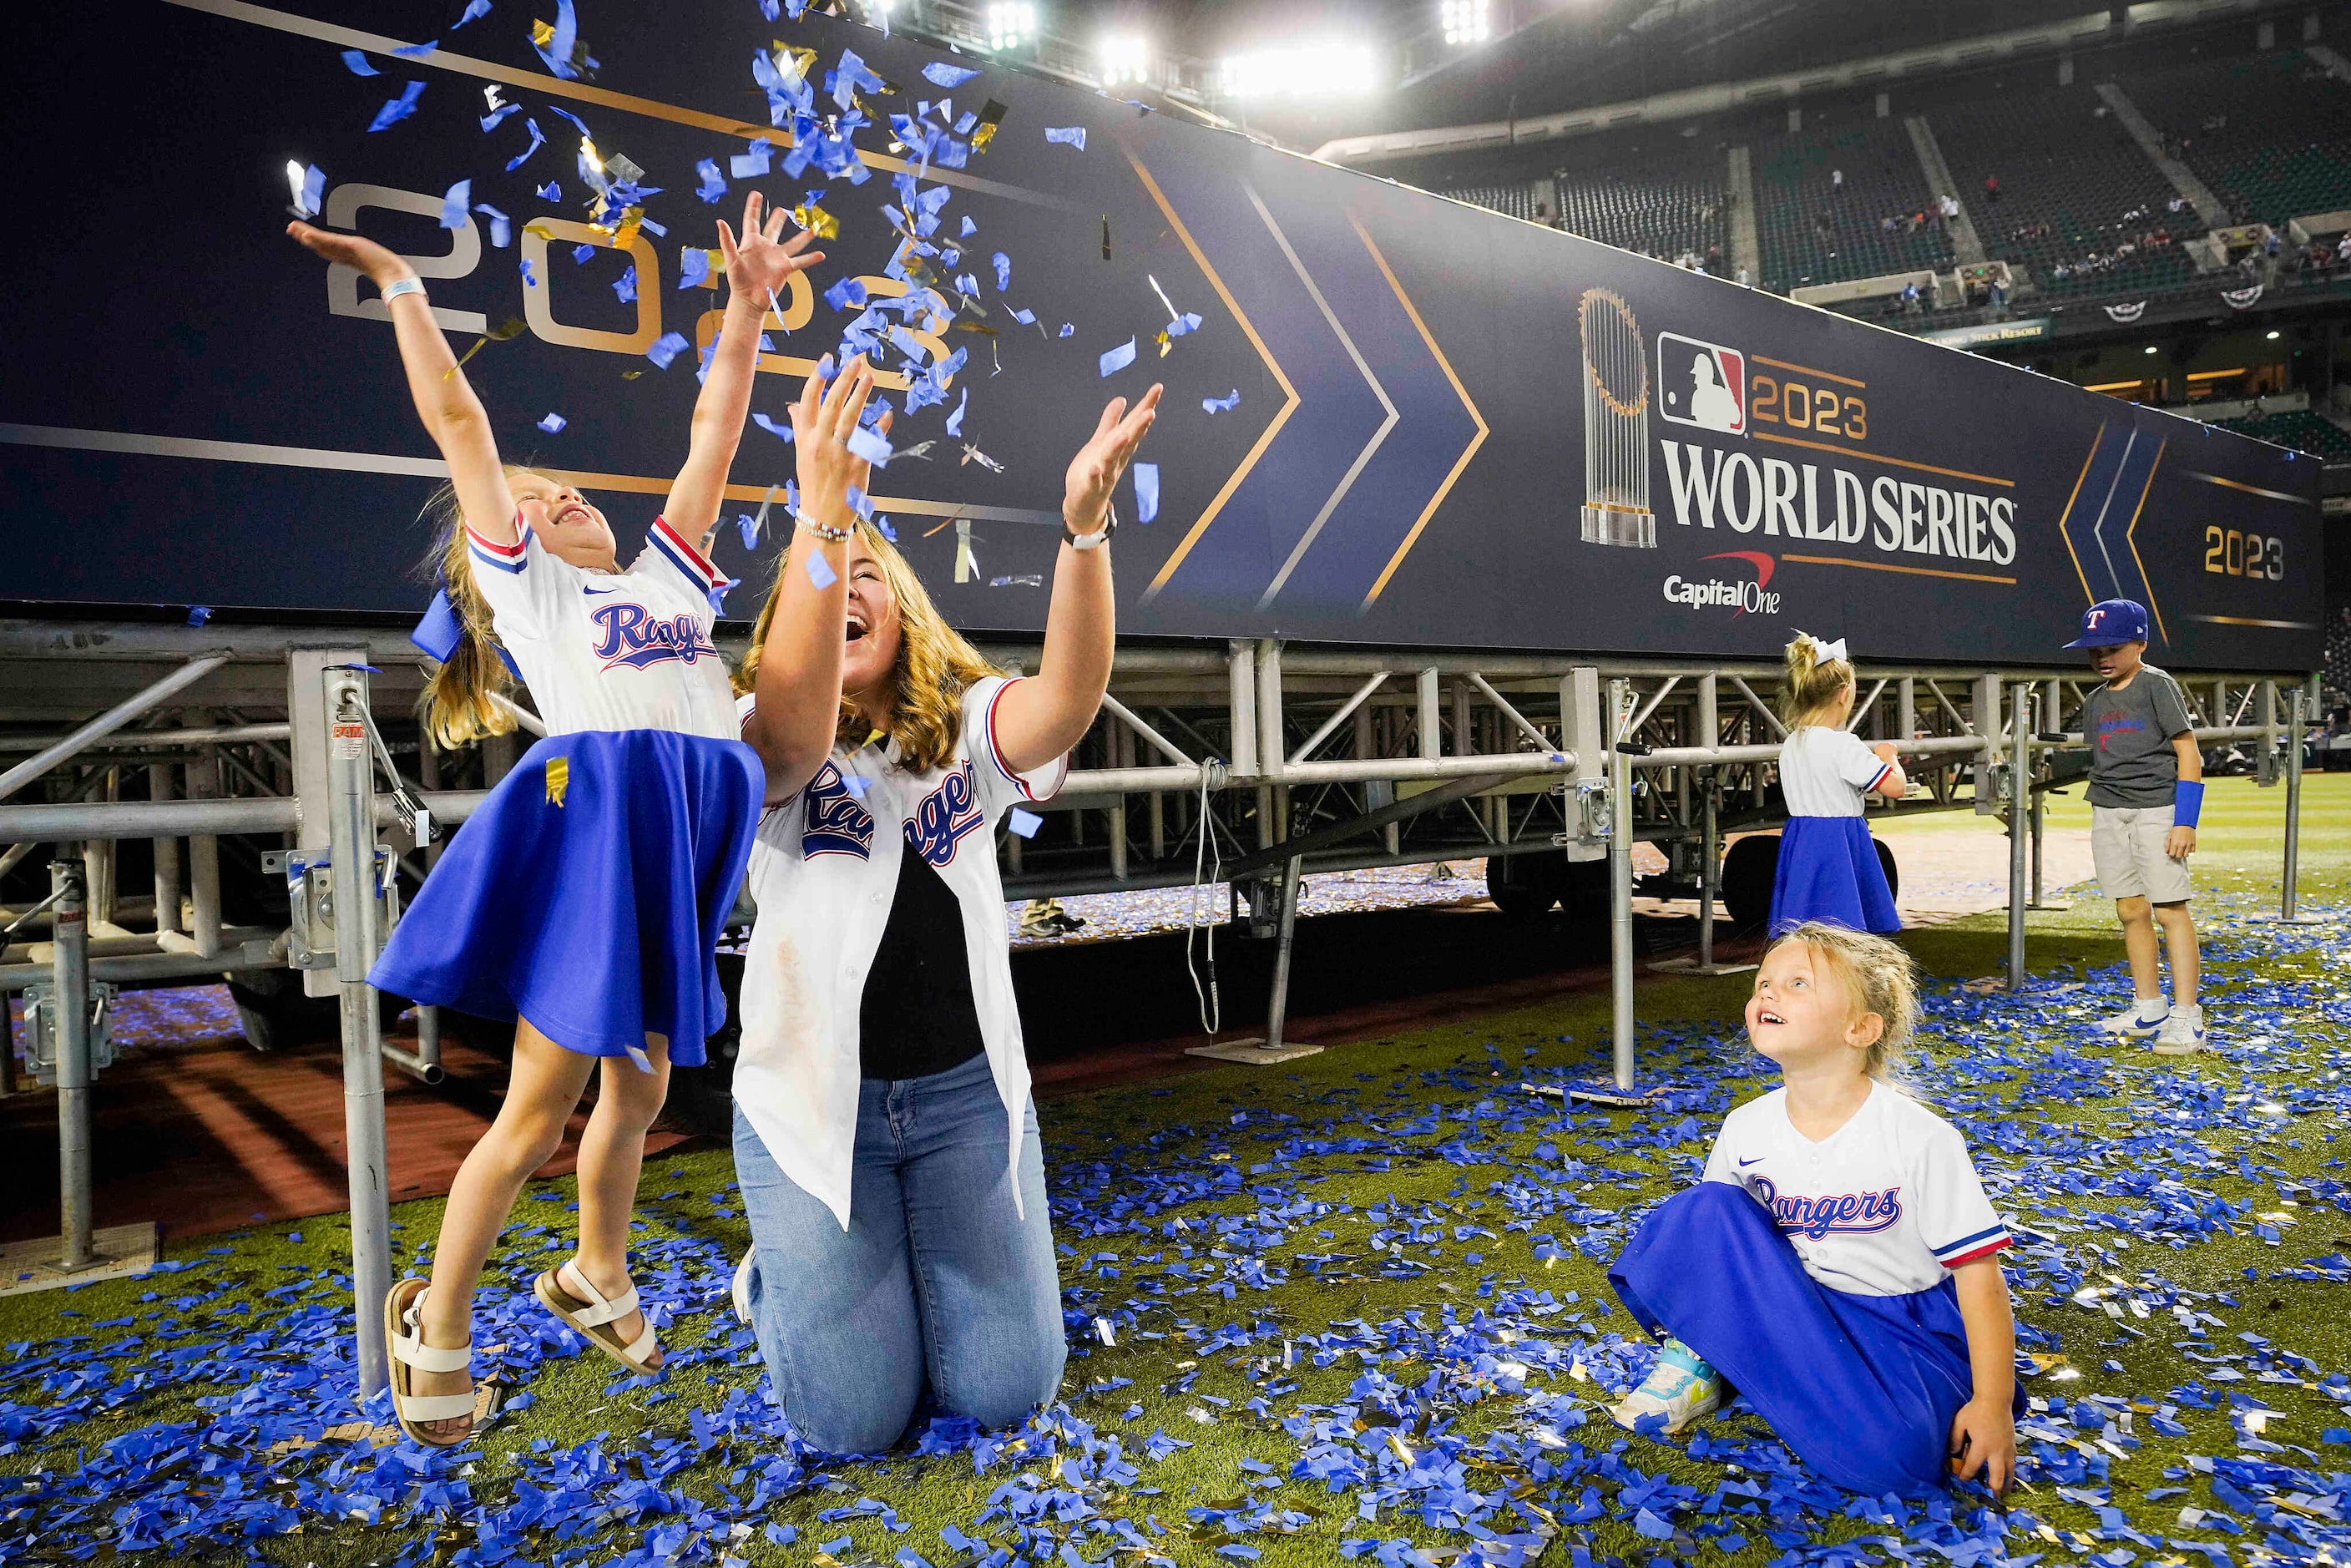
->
xmin=1807 ymin=635 xmax=1849 ymax=663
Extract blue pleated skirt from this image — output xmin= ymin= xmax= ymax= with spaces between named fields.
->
xmin=1770 ymin=815 xmax=1899 ymax=935
xmin=1609 ymin=1182 xmax=2020 ymax=1498
xmin=370 ymin=729 xmax=763 ymax=1067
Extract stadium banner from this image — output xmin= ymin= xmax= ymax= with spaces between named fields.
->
xmin=0 ymin=1 xmax=2324 ymax=671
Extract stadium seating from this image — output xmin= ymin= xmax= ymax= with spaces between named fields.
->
xmin=1931 ymin=85 xmax=2207 ymax=301
xmin=1750 ymin=117 xmax=1954 ymax=291
xmin=1441 ymin=182 xmax=1538 ymax=224
xmin=1550 ymin=139 xmax=1730 ymax=265
xmin=2119 ymin=51 xmax=2351 ymax=227
xmin=2208 ymin=407 xmax=2351 ymax=462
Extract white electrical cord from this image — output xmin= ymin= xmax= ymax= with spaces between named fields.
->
xmin=1184 ymin=761 xmax=1226 ymax=1036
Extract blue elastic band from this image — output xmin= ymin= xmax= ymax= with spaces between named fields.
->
xmin=2173 ymin=779 xmax=2204 ymax=828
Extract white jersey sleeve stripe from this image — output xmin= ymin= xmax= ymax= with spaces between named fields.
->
xmin=982 ymin=677 xmax=1068 ymax=803
xmin=1863 ymin=763 xmax=1892 ymax=792
xmin=1932 ymin=1222 xmax=2011 ymax=1258
xmin=649 ymin=516 xmax=722 ymax=591
xmin=467 ymin=525 xmax=528 ymax=574
xmin=1938 ymin=1233 xmax=2013 ymax=1268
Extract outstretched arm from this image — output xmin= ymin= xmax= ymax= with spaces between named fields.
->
xmin=992 ymin=385 xmax=1162 ymax=775
xmin=1947 ymin=1257 xmax=2017 ymax=1494
xmin=665 ymin=192 xmax=824 ymax=554
xmin=745 ymin=357 xmax=886 ymax=802
xmin=287 ymin=221 xmax=516 ymax=543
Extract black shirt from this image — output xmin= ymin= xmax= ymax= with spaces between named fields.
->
xmin=858 ymin=842 xmax=987 ymax=1081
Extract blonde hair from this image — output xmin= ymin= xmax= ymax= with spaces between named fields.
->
xmin=1780 ymin=631 xmax=1855 ymax=729
xmin=734 ymin=524 xmax=1000 ymax=772
xmin=416 ymin=470 xmax=535 ymax=749
xmin=1768 ymin=921 xmax=1920 ymax=1081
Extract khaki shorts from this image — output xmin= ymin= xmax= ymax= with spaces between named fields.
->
xmin=2091 ymin=804 xmax=2192 ymax=903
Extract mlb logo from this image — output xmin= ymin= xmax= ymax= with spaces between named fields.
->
xmin=1656 ymin=332 xmax=1747 ymax=436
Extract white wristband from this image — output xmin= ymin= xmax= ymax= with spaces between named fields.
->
xmin=381 ymin=277 xmax=427 ymax=304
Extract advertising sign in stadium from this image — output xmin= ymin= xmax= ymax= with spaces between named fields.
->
xmin=0 ymin=1 xmax=2323 ymax=670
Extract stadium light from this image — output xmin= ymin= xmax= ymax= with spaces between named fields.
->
xmin=1099 ymin=34 xmax=1152 ymax=86
xmin=987 ymin=3 xmax=1034 ymax=51
xmin=1440 ymin=0 xmax=1490 ymax=46
xmin=1219 ymin=43 xmax=1380 ymax=99
xmin=2145 ymin=346 xmax=2159 ymax=355
xmin=2265 ymin=329 xmax=2281 ymax=340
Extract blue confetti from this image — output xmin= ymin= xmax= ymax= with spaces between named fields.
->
xmin=411 ymin=589 xmax=463 ymax=660
xmin=1134 ymin=461 xmax=1159 ymax=523
xmin=340 ymin=48 xmax=378 ymax=75
xmin=438 ymin=179 xmax=472 ymax=230
xmin=1007 ymin=807 xmax=1043 ymax=838
xmin=847 ymin=425 xmax=893 ymax=468
xmin=923 ymin=61 xmax=980 ymax=88
xmin=1099 ymin=337 xmax=1136 ymax=377
xmin=504 ymin=117 xmax=545 ymax=169
xmin=366 ymin=80 xmax=426 ymax=132
xmin=695 ymin=158 xmax=727 ymax=203
xmin=474 ymin=202 xmax=510 ymax=247
xmin=731 ymin=139 xmax=772 ymax=178
xmin=805 ymin=549 xmax=837 ymax=589
xmin=679 ymin=246 xmax=713 ymax=289
xmin=736 ymin=513 xmax=759 ymax=550
xmin=645 ymin=330 xmax=690 ymax=369
xmin=451 ymin=0 xmax=492 ymax=26
xmin=1203 ymin=387 xmax=1241 ymax=413
xmin=946 ymin=388 xmax=968 ymax=437
xmin=959 ymin=214 xmax=977 ymax=238
xmin=993 ymin=251 xmax=1010 ymax=291
xmin=537 ymin=180 xmax=561 ymax=200
xmin=1058 ymin=322 xmax=1074 ymax=337
xmin=534 ymin=0 xmax=579 ymax=78
xmin=613 ymin=265 xmax=638 ymax=302
xmin=185 ymin=605 xmax=212 ymax=627
xmin=1044 ymin=125 xmax=1087 ymax=150
xmin=751 ymin=412 xmax=795 ymax=443
xmin=536 ymin=412 xmax=566 ymax=433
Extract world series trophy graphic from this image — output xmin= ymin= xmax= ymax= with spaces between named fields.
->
xmin=1578 ymin=288 xmax=1656 ymax=549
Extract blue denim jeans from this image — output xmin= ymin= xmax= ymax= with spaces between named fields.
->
xmin=731 ymin=1051 xmax=1067 ymax=1454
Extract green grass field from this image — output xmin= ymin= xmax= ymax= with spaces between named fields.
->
xmin=3 ymin=775 xmax=2346 ymax=1568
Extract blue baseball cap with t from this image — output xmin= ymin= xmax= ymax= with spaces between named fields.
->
xmin=2063 ymin=598 xmax=2150 ymax=649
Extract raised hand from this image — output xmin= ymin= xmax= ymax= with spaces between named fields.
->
xmin=790 ymin=356 xmax=889 ymax=529
xmin=1064 ymin=384 xmax=1163 ymax=535
xmin=287 ymin=221 xmax=412 ymax=288
xmin=720 ymin=191 xmax=822 ymax=306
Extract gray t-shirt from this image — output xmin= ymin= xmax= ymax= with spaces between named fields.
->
xmin=2083 ymin=665 xmax=2194 ymax=808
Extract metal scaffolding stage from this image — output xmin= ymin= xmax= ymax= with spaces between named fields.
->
xmin=0 ymin=615 xmax=2320 ymax=1390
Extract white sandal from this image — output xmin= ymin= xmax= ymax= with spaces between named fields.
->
xmin=534 ymin=1258 xmax=661 ymax=1375
xmin=385 ymin=1277 xmax=477 ymax=1447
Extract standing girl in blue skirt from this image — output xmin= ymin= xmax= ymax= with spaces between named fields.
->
xmin=1770 ymin=634 xmax=1905 ymax=934
xmin=286 ymin=195 xmax=833 ymax=1446
xmin=1609 ymin=923 xmax=2021 ymax=1498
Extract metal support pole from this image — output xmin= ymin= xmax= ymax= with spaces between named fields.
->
xmin=1264 ymin=855 xmax=1303 ymax=1052
xmin=0 ymin=652 xmax=231 ymax=802
xmin=51 ymin=860 xmax=94 ymax=1272
xmin=1609 ymin=678 xmax=1637 ymax=1090
xmin=2006 ymin=684 xmax=2030 ymax=993
xmin=1699 ymin=771 xmax=1718 ymax=968
xmin=416 ymin=1005 xmax=445 ymax=1075
xmin=2272 ymin=685 xmax=2326 ymax=925
xmin=324 ymin=666 xmax=393 ymax=1398
xmin=149 ymin=762 xmax=180 ymax=938
xmin=187 ymin=748 xmax=221 ymax=959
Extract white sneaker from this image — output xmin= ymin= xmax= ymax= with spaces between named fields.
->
xmin=2096 ymin=1001 xmax=2168 ymax=1038
xmin=2152 ymin=1006 xmax=2207 ymax=1055
xmin=731 ymin=1249 xmax=755 ymax=1325
xmin=1610 ymin=1348 xmax=1723 ymax=1436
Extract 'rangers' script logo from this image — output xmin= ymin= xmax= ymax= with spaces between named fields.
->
xmin=590 ymin=602 xmax=717 ymax=670
xmin=906 ymin=761 xmax=985 ymax=868
xmin=801 ymin=763 xmax=877 ymax=859
xmin=1752 ymin=1176 xmax=1904 ymax=1239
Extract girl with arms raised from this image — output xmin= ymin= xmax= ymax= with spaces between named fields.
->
xmin=285 ymin=195 xmax=835 ymax=1446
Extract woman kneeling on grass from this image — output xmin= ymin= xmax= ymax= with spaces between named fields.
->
xmin=726 ymin=358 xmax=1161 ymax=1452
xmin=1608 ymin=923 xmax=2024 ymax=1498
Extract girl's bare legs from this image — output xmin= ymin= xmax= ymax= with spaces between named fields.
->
xmin=408 ymin=1019 xmax=597 ymax=1439
xmin=569 ymin=1037 xmax=672 ymax=1367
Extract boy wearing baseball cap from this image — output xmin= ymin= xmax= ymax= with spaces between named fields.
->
xmin=2064 ymin=599 xmax=2205 ymax=1055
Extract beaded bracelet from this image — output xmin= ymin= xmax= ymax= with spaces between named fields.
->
xmin=794 ymin=508 xmax=854 ymax=544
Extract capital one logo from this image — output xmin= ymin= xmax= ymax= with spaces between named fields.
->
xmin=1657 ymin=332 xmax=1747 ymax=436
xmin=1662 ymin=550 xmax=1781 ymax=616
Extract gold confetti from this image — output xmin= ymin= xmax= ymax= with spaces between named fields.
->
xmin=444 ymin=318 xmax=528 ymax=378
xmin=1155 ymin=330 xmax=1171 ymax=357
xmin=791 ymin=202 xmax=841 ymax=240
xmin=544 ymin=756 xmax=569 ymax=807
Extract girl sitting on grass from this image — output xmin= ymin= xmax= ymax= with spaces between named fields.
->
xmin=1608 ymin=923 xmax=2023 ymax=1498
